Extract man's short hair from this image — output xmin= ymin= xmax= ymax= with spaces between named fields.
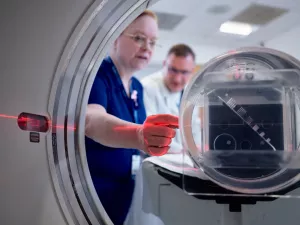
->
xmin=167 ymin=44 xmax=196 ymax=60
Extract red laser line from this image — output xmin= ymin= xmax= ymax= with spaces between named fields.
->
xmin=0 ymin=113 xmax=76 ymax=131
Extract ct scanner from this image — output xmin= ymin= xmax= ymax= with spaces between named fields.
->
xmin=1 ymin=0 xmax=300 ymax=225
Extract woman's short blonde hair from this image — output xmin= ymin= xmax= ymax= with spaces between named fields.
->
xmin=136 ymin=10 xmax=158 ymax=22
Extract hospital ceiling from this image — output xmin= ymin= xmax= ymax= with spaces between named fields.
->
xmin=147 ymin=0 xmax=300 ymax=65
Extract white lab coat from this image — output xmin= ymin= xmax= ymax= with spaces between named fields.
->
xmin=125 ymin=72 xmax=202 ymax=225
xmin=141 ymin=71 xmax=201 ymax=153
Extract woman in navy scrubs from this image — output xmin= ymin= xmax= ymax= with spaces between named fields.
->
xmin=85 ymin=10 xmax=178 ymax=225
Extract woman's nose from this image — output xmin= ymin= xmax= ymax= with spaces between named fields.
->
xmin=141 ymin=43 xmax=152 ymax=52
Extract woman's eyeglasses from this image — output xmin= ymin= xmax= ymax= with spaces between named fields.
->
xmin=123 ymin=33 xmax=160 ymax=49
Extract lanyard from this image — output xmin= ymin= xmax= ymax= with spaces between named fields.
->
xmin=129 ymin=82 xmax=139 ymax=123
xmin=177 ymin=90 xmax=184 ymax=109
xmin=108 ymin=57 xmax=139 ymax=124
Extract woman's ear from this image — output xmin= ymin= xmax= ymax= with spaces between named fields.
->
xmin=113 ymin=38 xmax=118 ymax=50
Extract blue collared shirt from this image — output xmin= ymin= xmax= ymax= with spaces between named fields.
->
xmin=85 ymin=56 xmax=146 ymax=224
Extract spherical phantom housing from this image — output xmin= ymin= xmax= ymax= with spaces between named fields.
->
xmin=180 ymin=47 xmax=300 ymax=194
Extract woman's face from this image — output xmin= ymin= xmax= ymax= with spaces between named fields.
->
xmin=114 ymin=15 xmax=158 ymax=72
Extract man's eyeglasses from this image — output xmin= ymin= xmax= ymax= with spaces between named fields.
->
xmin=123 ymin=33 xmax=160 ymax=49
xmin=167 ymin=66 xmax=192 ymax=75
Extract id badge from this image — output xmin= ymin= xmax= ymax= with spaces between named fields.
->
xmin=131 ymin=155 xmax=141 ymax=176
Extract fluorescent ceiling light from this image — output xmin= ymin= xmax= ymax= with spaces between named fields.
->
xmin=219 ymin=21 xmax=258 ymax=36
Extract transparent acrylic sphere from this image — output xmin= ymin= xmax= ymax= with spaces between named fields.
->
xmin=180 ymin=47 xmax=300 ymax=194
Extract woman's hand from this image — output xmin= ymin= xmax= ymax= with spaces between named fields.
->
xmin=136 ymin=114 xmax=179 ymax=156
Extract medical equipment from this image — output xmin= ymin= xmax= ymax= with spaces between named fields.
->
xmin=1 ymin=0 xmax=300 ymax=224
xmin=178 ymin=47 xmax=300 ymax=224
xmin=129 ymin=154 xmax=300 ymax=225
xmin=0 ymin=0 xmax=159 ymax=224
xmin=127 ymin=48 xmax=300 ymax=225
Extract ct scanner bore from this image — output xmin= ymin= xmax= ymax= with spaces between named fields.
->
xmin=2 ymin=1 xmax=300 ymax=225
xmin=0 ymin=0 xmax=158 ymax=224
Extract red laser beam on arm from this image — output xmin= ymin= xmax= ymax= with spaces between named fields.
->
xmin=153 ymin=122 xmax=179 ymax=129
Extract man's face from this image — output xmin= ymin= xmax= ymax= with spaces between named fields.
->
xmin=163 ymin=53 xmax=195 ymax=92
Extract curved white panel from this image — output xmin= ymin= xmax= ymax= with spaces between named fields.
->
xmin=0 ymin=0 xmax=150 ymax=224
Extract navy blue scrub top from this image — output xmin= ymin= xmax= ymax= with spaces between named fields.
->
xmin=85 ymin=56 xmax=146 ymax=225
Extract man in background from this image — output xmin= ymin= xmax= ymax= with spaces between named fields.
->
xmin=142 ymin=43 xmax=200 ymax=153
